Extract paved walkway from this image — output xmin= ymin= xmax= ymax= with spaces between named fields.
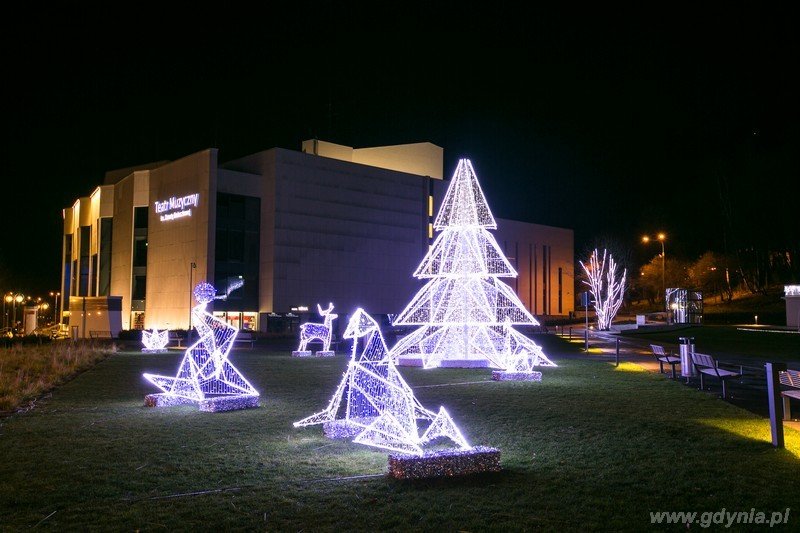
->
xmin=556 ymin=327 xmax=800 ymax=432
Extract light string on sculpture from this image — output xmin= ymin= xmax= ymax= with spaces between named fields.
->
xmin=391 ymin=158 xmax=556 ymax=371
xmin=142 ymin=281 xmax=259 ymax=409
xmin=294 ymin=308 xmax=470 ymax=456
xmin=142 ymin=329 xmax=169 ymax=352
xmin=295 ymin=303 xmax=337 ymax=354
xmin=580 ymin=249 xmax=627 ymax=331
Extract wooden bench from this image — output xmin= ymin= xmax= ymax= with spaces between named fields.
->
xmin=89 ymin=330 xmax=114 ymax=340
xmin=691 ymin=352 xmax=741 ymax=399
xmin=650 ymin=344 xmax=680 ymax=379
xmin=779 ymin=369 xmax=800 ymax=420
xmin=234 ymin=330 xmax=255 ymax=348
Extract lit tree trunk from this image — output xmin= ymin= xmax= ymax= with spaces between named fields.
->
xmin=580 ymin=249 xmax=627 ymax=331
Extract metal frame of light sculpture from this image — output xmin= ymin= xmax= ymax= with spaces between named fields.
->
xmin=142 ymin=282 xmax=259 ymax=411
xmin=294 ymin=308 xmax=470 ymax=456
xmin=392 ymin=158 xmax=556 ymax=370
xmin=142 ymin=328 xmax=169 ymax=352
xmin=580 ymin=248 xmax=627 ymax=331
xmin=294 ymin=303 xmax=338 ymax=356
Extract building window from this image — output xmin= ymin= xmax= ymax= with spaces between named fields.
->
xmin=132 ymin=275 xmax=147 ymax=300
xmin=542 ymin=245 xmax=548 ymax=315
xmin=133 ymin=239 xmax=147 ymax=267
xmin=63 ymin=234 xmax=73 ymax=310
xmin=98 ymin=218 xmax=112 ymax=296
xmin=215 ymin=192 xmax=260 ymax=315
xmin=558 ymin=267 xmax=563 ymax=314
xmin=90 ymin=254 xmax=98 ymax=296
xmin=79 ymin=226 xmax=90 ymax=296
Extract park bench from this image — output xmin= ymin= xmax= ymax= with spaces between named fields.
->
xmin=167 ymin=332 xmax=185 ymax=348
xmin=234 ymin=330 xmax=255 ymax=348
xmin=691 ymin=352 xmax=741 ymax=400
xmin=779 ymin=369 xmax=800 ymax=420
xmin=89 ymin=330 xmax=114 ymax=340
xmin=650 ymin=344 xmax=680 ymax=379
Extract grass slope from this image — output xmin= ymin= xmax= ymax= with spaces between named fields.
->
xmin=0 ymin=338 xmax=797 ymax=530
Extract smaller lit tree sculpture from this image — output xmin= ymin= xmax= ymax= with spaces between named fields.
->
xmin=141 ymin=329 xmax=169 ymax=353
xmin=292 ymin=303 xmax=338 ymax=357
xmin=295 ymin=308 xmax=500 ymax=478
xmin=142 ymin=282 xmax=259 ymax=412
xmin=580 ymin=249 xmax=627 ymax=331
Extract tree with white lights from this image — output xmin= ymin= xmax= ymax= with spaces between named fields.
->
xmin=580 ymin=248 xmax=627 ymax=331
xmin=391 ymin=159 xmax=555 ymax=370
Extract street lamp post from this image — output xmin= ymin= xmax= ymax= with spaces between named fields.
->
xmin=3 ymin=294 xmax=11 ymax=330
xmin=50 ymin=291 xmax=60 ymax=324
xmin=642 ymin=233 xmax=667 ymax=307
xmin=12 ymin=293 xmax=24 ymax=334
xmin=189 ymin=262 xmax=196 ymax=331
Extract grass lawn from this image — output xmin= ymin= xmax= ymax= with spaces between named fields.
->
xmin=0 ymin=336 xmax=798 ymax=530
xmin=619 ymin=325 xmax=800 ymax=364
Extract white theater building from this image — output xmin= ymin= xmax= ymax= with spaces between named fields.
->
xmin=59 ymin=140 xmax=574 ymax=335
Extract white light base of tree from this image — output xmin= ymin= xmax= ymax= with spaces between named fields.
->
xmin=439 ymin=359 xmax=491 ymax=369
xmin=491 ymin=370 xmax=542 ymax=382
xmin=388 ymin=446 xmax=501 ymax=479
xmin=323 ymin=418 xmax=378 ymax=439
xmin=141 ymin=348 xmax=169 ymax=354
xmin=292 ymin=350 xmax=313 ymax=357
xmin=395 ymin=357 xmax=424 ymax=367
xmin=315 ymin=350 xmax=335 ymax=357
xmin=144 ymin=393 xmax=260 ymax=412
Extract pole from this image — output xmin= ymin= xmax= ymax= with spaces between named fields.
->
xmin=189 ymin=262 xmax=196 ymax=331
xmin=765 ymin=362 xmax=786 ymax=448
xmin=585 ymin=296 xmax=589 ymax=352
xmin=661 ymin=241 xmax=665 ymax=308
xmin=615 ymin=338 xmax=620 ymax=367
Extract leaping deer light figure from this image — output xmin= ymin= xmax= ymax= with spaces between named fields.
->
xmin=297 ymin=303 xmax=338 ymax=352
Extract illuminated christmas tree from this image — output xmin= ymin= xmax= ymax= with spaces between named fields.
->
xmin=392 ymin=159 xmax=556 ymax=370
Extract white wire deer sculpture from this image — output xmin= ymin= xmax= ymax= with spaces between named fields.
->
xmin=297 ymin=303 xmax=338 ymax=352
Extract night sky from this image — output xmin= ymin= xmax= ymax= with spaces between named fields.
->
xmin=2 ymin=5 xmax=797 ymax=296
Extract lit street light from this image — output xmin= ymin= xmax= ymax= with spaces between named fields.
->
xmin=11 ymin=293 xmax=24 ymax=334
xmin=49 ymin=291 xmax=60 ymax=324
xmin=642 ymin=233 xmax=667 ymax=308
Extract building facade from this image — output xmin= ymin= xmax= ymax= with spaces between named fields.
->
xmin=60 ymin=140 xmax=574 ymax=332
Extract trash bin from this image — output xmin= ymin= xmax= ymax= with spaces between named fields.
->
xmin=678 ymin=337 xmax=696 ymax=378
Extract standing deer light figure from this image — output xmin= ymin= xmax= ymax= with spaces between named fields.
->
xmin=298 ymin=303 xmax=338 ymax=352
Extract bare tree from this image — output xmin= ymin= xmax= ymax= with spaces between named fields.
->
xmin=580 ymin=249 xmax=627 ymax=331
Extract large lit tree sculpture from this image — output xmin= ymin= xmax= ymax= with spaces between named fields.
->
xmin=391 ymin=159 xmax=555 ymax=371
xmin=580 ymin=248 xmax=627 ymax=331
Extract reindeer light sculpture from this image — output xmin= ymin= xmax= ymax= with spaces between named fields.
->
xmin=292 ymin=303 xmax=338 ymax=357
